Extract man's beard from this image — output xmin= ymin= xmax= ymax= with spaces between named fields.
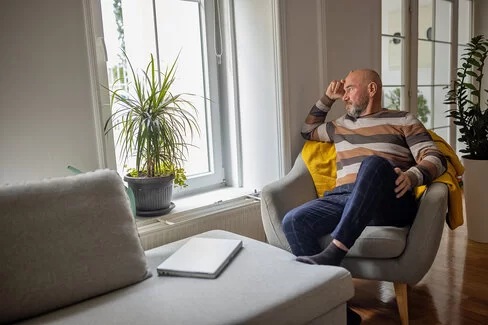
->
xmin=346 ymin=97 xmax=368 ymax=118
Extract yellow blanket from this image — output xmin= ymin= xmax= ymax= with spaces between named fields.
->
xmin=301 ymin=130 xmax=464 ymax=230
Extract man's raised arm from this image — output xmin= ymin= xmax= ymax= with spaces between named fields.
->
xmin=301 ymin=80 xmax=344 ymax=142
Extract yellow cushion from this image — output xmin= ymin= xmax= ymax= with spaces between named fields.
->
xmin=302 ymin=140 xmax=337 ymax=197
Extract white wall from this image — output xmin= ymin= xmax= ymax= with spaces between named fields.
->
xmin=0 ymin=0 xmax=101 ymax=183
xmin=474 ymin=0 xmax=488 ymax=108
xmin=282 ymin=0 xmax=381 ymax=167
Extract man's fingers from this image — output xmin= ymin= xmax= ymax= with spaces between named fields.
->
xmin=395 ymin=182 xmax=404 ymax=193
xmin=326 ymin=80 xmax=340 ymax=98
xmin=395 ymin=173 xmax=405 ymax=186
xmin=326 ymin=80 xmax=346 ymax=100
xmin=395 ymin=173 xmax=411 ymax=198
xmin=396 ymin=180 xmax=410 ymax=198
xmin=333 ymin=82 xmax=338 ymax=93
xmin=396 ymin=186 xmax=408 ymax=198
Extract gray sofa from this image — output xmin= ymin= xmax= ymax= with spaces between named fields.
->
xmin=1 ymin=170 xmax=354 ymax=325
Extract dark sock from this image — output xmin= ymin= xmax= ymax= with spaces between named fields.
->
xmin=296 ymin=242 xmax=347 ymax=266
xmin=347 ymin=306 xmax=362 ymax=325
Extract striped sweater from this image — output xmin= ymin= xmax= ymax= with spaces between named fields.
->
xmin=301 ymin=99 xmax=447 ymax=187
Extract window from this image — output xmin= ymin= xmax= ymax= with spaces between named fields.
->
xmin=382 ymin=0 xmax=406 ymax=114
xmin=381 ymin=0 xmax=473 ymax=153
xmin=418 ymin=0 xmax=452 ymax=141
xmin=100 ymin=0 xmax=223 ymax=196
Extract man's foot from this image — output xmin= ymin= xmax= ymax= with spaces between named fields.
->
xmin=296 ymin=242 xmax=347 ymax=266
xmin=347 ymin=306 xmax=362 ymax=325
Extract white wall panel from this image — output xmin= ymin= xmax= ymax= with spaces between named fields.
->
xmin=281 ymin=0 xmax=382 ymax=165
xmin=474 ymin=0 xmax=488 ymax=109
xmin=0 ymin=0 xmax=100 ymax=183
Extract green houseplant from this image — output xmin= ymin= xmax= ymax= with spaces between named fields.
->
xmin=104 ymin=53 xmax=199 ymax=217
xmin=445 ymin=34 xmax=488 ymax=242
xmin=445 ymin=35 xmax=488 ymax=159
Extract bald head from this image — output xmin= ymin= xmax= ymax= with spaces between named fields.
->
xmin=342 ymin=69 xmax=383 ymax=117
xmin=348 ymin=69 xmax=382 ymax=91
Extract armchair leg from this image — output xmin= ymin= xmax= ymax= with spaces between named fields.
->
xmin=393 ymin=282 xmax=409 ymax=325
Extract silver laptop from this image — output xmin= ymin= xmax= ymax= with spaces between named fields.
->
xmin=157 ymin=237 xmax=243 ymax=279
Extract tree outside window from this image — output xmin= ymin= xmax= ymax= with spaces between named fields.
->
xmin=385 ymin=88 xmax=430 ymax=124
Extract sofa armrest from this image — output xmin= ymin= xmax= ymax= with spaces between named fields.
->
xmin=261 ymin=154 xmax=317 ymax=250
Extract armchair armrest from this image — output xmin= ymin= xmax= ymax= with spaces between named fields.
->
xmin=397 ymin=182 xmax=448 ymax=283
xmin=261 ymin=154 xmax=317 ymax=250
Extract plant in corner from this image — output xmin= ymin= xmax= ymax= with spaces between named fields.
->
xmin=445 ymin=34 xmax=488 ymax=242
xmin=104 ymin=53 xmax=200 ymax=217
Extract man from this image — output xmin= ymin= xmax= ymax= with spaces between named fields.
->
xmin=282 ymin=69 xmax=447 ymax=266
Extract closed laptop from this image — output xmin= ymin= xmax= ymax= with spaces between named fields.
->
xmin=157 ymin=237 xmax=243 ymax=279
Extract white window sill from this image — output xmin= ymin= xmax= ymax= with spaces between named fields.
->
xmin=134 ymin=186 xmax=254 ymax=226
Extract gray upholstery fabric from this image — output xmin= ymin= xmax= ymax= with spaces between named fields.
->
xmin=320 ymin=226 xmax=410 ymax=258
xmin=261 ymin=153 xmax=448 ymax=284
xmin=0 ymin=170 xmax=151 ymax=325
xmin=16 ymin=230 xmax=354 ymax=325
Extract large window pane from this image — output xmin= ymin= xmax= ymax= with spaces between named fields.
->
xmin=458 ymin=45 xmax=467 ymax=70
xmin=418 ymin=86 xmax=433 ymax=128
xmin=433 ymin=86 xmax=450 ymax=131
xmin=382 ymin=36 xmax=404 ymax=85
xmin=155 ymin=0 xmax=210 ymax=176
xmin=382 ymin=0 xmax=403 ymax=36
xmin=123 ymin=0 xmax=157 ymax=73
xmin=418 ymin=40 xmax=432 ymax=85
xmin=432 ymin=126 xmax=449 ymax=141
xmin=383 ymin=86 xmax=405 ymax=110
xmin=435 ymin=0 xmax=451 ymax=42
xmin=459 ymin=0 xmax=472 ymax=45
xmin=434 ymin=43 xmax=450 ymax=85
xmin=102 ymin=0 xmax=158 ymax=176
xmin=416 ymin=87 xmax=431 ymax=125
xmin=419 ymin=0 xmax=433 ymax=40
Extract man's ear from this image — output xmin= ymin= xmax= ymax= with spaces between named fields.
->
xmin=368 ymin=82 xmax=378 ymax=97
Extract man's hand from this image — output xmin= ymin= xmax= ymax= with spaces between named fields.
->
xmin=394 ymin=168 xmax=413 ymax=198
xmin=325 ymin=80 xmax=345 ymax=101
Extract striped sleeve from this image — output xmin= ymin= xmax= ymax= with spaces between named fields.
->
xmin=301 ymin=97 xmax=334 ymax=142
xmin=403 ymin=113 xmax=447 ymax=186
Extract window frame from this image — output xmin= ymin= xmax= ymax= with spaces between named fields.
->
xmin=381 ymin=0 xmax=473 ymax=153
xmin=96 ymin=0 xmax=226 ymax=198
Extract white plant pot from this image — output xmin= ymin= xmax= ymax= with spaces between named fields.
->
xmin=463 ymin=157 xmax=488 ymax=243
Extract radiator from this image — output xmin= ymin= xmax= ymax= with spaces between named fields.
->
xmin=136 ymin=196 xmax=265 ymax=250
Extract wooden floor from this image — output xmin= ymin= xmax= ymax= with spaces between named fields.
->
xmin=349 ymin=222 xmax=488 ymax=324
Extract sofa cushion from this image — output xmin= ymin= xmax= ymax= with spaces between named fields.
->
xmin=14 ymin=230 xmax=354 ymax=325
xmin=0 ymin=170 xmax=150 ymax=324
xmin=320 ymin=226 xmax=410 ymax=258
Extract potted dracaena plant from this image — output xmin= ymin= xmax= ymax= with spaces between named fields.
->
xmin=445 ymin=34 xmax=488 ymax=242
xmin=104 ymin=53 xmax=200 ymax=217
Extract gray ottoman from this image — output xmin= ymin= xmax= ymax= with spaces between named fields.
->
xmin=143 ymin=230 xmax=354 ymax=325
xmin=18 ymin=230 xmax=354 ymax=325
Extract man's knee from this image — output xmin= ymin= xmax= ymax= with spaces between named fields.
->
xmin=359 ymin=155 xmax=394 ymax=174
xmin=282 ymin=210 xmax=297 ymax=233
xmin=361 ymin=155 xmax=390 ymax=167
xmin=357 ymin=155 xmax=397 ymax=183
xmin=282 ymin=208 xmax=307 ymax=234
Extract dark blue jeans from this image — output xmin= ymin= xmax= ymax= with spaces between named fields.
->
xmin=282 ymin=155 xmax=418 ymax=256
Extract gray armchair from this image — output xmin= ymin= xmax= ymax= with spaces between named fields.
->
xmin=261 ymin=153 xmax=448 ymax=325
